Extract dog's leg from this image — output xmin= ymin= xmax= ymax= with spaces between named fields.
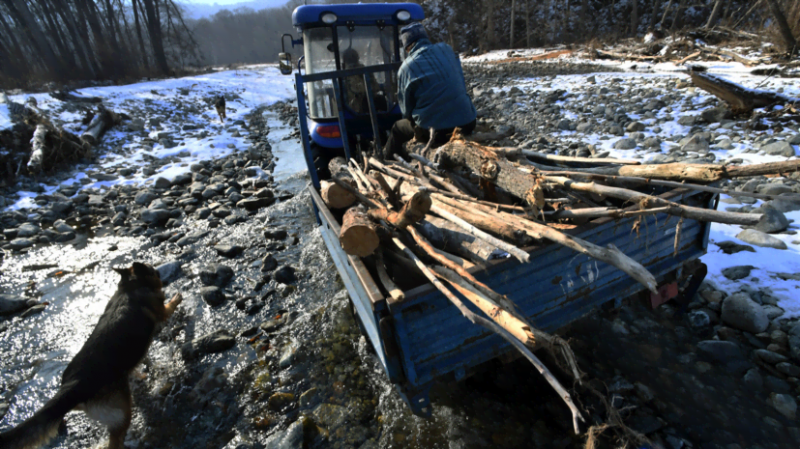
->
xmin=84 ymin=379 xmax=132 ymax=449
xmin=164 ymin=292 xmax=183 ymax=319
xmin=106 ymin=381 xmax=132 ymax=449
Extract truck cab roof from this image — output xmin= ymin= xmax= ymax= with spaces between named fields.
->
xmin=292 ymin=3 xmax=424 ymax=28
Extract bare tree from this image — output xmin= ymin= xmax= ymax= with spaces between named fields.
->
xmin=765 ymin=0 xmax=797 ymax=55
xmin=704 ymin=0 xmax=724 ymax=28
xmin=631 ymin=0 xmax=639 ymax=35
xmin=510 ymin=0 xmax=515 ymax=48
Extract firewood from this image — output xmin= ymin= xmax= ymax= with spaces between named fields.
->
xmin=391 ymin=236 xmax=585 ymax=435
xmin=368 ymin=191 xmax=432 ymax=230
xmin=375 ymin=249 xmax=404 ymax=302
xmin=417 ymin=217 xmax=499 ymax=265
xmin=339 ymin=205 xmax=380 ymax=257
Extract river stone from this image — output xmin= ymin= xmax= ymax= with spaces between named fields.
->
xmin=214 ymin=244 xmax=244 ymax=258
xmin=278 ymin=344 xmax=296 ymax=369
xmin=274 ymin=266 xmax=296 ymax=285
xmin=267 ymin=392 xmax=295 ymax=411
xmin=790 ymin=133 xmax=800 ymax=145
xmin=614 ymin=138 xmax=637 ymax=150
xmin=769 ymin=195 xmax=800 ymax=213
xmin=762 ymin=141 xmax=796 ymax=157
xmin=697 ymin=340 xmax=744 ymax=363
xmin=156 ymin=261 xmax=183 ymax=284
xmin=760 ymin=183 xmax=793 ymax=196
xmin=313 ymin=403 xmax=348 ymax=430
xmin=776 ymin=362 xmax=800 ymax=377
xmin=0 ymin=294 xmax=29 ymax=315
xmin=135 ymin=191 xmax=158 ymax=206
xmin=20 ymin=304 xmax=46 ymax=318
xmin=626 ymin=121 xmax=645 ymax=132
xmin=176 ymin=230 xmax=209 ymax=246
xmin=9 ymin=238 xmax=34 ymax=250
xmin=721 ymin=292 xmax=769 ymax=334
xmin=688 ymin=310 xmax=711 ymax=328
xmin=681 ymin=135 xmax=709 ymax=153
xmin=755 ymin=349 xmax=788 ymax=365
xmin=199 ymin=263 xmax=234 ymax=287
xmin=721 ymin=265 xmax=755 ymax=281
xmin=743 ymin=368 xmax=763 ymax=391
xmin=16 ymin=223 xmax=40 ymax=238
xmin=736 ymin=229 xmax=787 ymax=250
xmin=264 ymin=229 xmax=288 ymax=240
xmin=768 ymin=393 xmax=797 ymax=420
xmin=237 ymin=197 xmax=276 ymax=210
xmin=265 ymin=420 xmax=303 ymax=449
xmin=754 ymin=205 xmax=789 ymax=233
xmin=261 ymin=254 xmax=278 ymax=272
xmin=716 ymin=241 xmax=756 ymax=255
xmin=140 ymin=208 xmax=171 ymax=225
xmin=154 ymin=177 xmax=171 ymax=189
xmin=181 ymin=329 xmax=235 ymax=360
xmin=200 ymin=286 xmax=226 ymax=307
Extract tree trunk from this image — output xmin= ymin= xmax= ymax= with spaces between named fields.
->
xmin=704 ymin=0 xmax=724 ymax=28
xmin=340 ymin=205 xmax=380 ymax=257
xmin=51 ymin=0 xmax=95 ymax=77
xmin=5 ymin=0 xmax=64 ymax=79
xmin=649 ymin=0 xmax=661 ymax=30
xmin=510 ymin=0 xmax=516 ymax=48
xmin=631 ymin=0 xmax=639 ymax=36
xmin=525 ymin=0 xmax=531 ymax=47
xmin=671 ymin=0 xmax=687 ymax=30
xmin=690 ymin=70 xmax=798 ymax=113
xmin=81 ymin=107 xmax=118 ymax=146
xmin=37 ymin=0 xmax=75 ymax=72
xmin=143 ymin=0 xmax=170 ymax=74
xmin=661 ymin=0 xmax=674 ymax=25
xmin=581 ymin=0 xmax=589 ymax=36
xmin=132 ymin=0 xmax=151 ymax=70
xmin=0 ymin=8 xmax=29 ymax=79
xmin=765 ymin=0 xmax=798 ymax=55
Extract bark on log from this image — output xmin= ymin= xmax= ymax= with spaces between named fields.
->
xmin=340 ymin=205 xmax=380 ymax=257
xmin=27 ymin=124 xmax=47 ymax=173
xmin=368 ymin=191 xmax=432 ymax=229
xmin=690 ymin=70 xmax=799 ymax=113
xmin=81 ymin=106 xmax=117 ymax=146
xmin=321 ymin=180 xmax=357 ymax=209
xmin=49 ymin=90 xmax=102 ymax=103
xmin=417 ymin=217 xmax=502 ymax=264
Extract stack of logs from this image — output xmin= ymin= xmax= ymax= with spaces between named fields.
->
xmin=319 ymin=133 xmax=800 ymax=434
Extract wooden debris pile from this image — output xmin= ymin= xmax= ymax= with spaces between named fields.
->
xmin=317 ymin=133 xmax=800 ymax=434
xmin=0 ymin=92 xmax=124 ymax=180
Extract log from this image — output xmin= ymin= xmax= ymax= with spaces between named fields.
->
xmin=81 ymin=106 xmax=118 ymax=146
xmin=27 ymin=124 xmax=47 ymax=173
xmin=391 ymin=236 xmax=585 ymax=435
xmin=321 ymin=180 xmax=356 ymax=209
xmin=516 ymin=148 xmax=641 ymax=166
xmin=375 ymin=249 xmax=404 ymax=302
xmin=690 ymin=70 xmax=799 ymax=113
xmin=417 ymin=217 xmax=502 ymax=265
xmin=368 ymin=191 xmax=432 ymax=230
xmin=339 ymin=205 xmax=380 ymax=257
xmin=432 ymin=195 xmax=531 ymax=246
xmin=49 ymin=90 xmax=102 ymax=103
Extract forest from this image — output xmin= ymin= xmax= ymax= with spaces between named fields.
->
xmin=0 ymin=0 xmax=797 ymax=89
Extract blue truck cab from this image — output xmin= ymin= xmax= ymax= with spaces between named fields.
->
xmin=281 ymin=3 xmax=424 ymax=178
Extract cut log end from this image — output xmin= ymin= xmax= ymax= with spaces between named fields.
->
xmin=340 ymin=206 xmax=380 ymax=257
xmin=321 ymin=180 xmax=357 ymax=209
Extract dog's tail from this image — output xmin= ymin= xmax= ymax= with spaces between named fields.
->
xmin=0 ymin=390 xmax=77 ymax=449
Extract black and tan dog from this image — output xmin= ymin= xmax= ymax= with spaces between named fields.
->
xmin=214 ymin=96 xmax=226 ymax=122
xmin=0 ymin=262 xmax=182 ymax=449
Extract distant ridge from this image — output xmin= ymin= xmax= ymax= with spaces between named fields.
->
xmin=181 ymin=0 xmax=290 ymax=19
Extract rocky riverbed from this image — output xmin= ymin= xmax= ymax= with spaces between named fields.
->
xmin=1 ymin=63 xmax=800 ymax=449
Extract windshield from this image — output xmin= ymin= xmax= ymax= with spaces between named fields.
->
xmin=303 ymin=26 xmax=398 ymax=119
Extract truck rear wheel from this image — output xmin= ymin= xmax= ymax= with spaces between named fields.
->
xmin=310 ymin=143 xmax=332 ymax=179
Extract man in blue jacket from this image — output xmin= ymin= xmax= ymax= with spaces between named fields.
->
xmin=383 ymin=22 xmax=477 ymax=158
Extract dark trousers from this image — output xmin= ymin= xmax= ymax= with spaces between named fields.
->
xmin=384 ymin=119 xmax=476 ymax=159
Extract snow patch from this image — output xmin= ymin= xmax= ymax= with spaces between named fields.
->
xmin=0 ymin=103 xmax=12 ymax=131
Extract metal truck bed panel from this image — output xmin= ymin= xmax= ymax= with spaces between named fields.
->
xmin=390 ymin=190 xmax=713 ymax=387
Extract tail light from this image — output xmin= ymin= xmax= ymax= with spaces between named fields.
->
xmin=317 ymin=124 xmax=341 ymax=138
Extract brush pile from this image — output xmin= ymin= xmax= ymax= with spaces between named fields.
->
xmin=318 ymin=131 xmax=800 ymax=434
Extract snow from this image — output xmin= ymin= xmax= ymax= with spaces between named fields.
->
xmin=0 ymin=103 xmax=12 ymax=131
xmin=4 ymin=64 xmax=295 ymax=211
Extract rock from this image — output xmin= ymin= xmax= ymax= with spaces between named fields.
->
xmin=721 ymin=292 xmax=769 ymax=334
xmin=743 ymin=368 xmax=763 ymax=391
xmin=762 ymin=141 xmax=796 ymax=157
xmin=155 ymin=261 xmax=183 ymax=284
xmin=261 ymin=253 xmax=278 ymax=272
xmin=768 ymin=393 xmax=797 ymax=420
xmin=626 ymin=121 xmax=645 ymax=132
xmin=199 ymin=264 xmax=234 ymax=287
xmin=274 ymin=266 xmax=296 ymax=285
xmin=200 ymin=286 xmax=226 ymax=307
xmin=214 ymin=244 xmax=244 ymax=258
xmin=53 ymin=220 xmax=75 ymax=234
xmin=721 ymin=265 xmax=755 ymax=281
xmin=20 ymin=304 xmax=46 ymax=318
xmin=278 ymin=344 xmax=296 ymax=368
xmin=755 ymin=349 xmax=788 ymax=364
xmin=678 ymin=115 xmax=697 ymax=126
xmin=154 ymin=177 xmax=171 ymax=189
xmin=237 ymin=197 xmax=275 ymax=210
xmin=9 ymin=238 xmax=34 ymax=250
xmin=697 ymin=340 xmax=744 ymax=363
xmin=681 ymin=135 xmax=709 ymax=153
xmin=614 ymin=138 xmax=637 ymax=150
xmin=763 ymin=305 xmax=784 ymax=320
xmin=628 ymin=414 xmax=663 ymax=435
xmin=313 ymin=403 xmax=348 ymax=430
xmin=716 ymin=241 xmax=756 ymax=255
xmin=176 ymin=230 xmax=209 ymax=246
xmin=557 ymin=119 xmax=572 ymax=130
xmin=267 ymin=392 xmax=295 ymax=411
xmin=776 ymin=362 xmax=800 ymax=377
xmin=688 ymin=310 xmax=711 ymax=328
xmin=753 ymin=206 xmax=790 ymax=233
xmin=181 ymin=329 xmax=236 ymax=360
xmin=299 ymin=387 xmax=319 ymax=408
xmin=736 ymin=229 xmax=787 ymax=250
xmin=0 ymin=294 xmax=30 ymax=315
xmin=140 ymin=208 xmax=171 ymax=225
xmin=265 ymin=420 xmax=303 ymax=449
xmin=264 ymin=229 xmax=288 ymax=240
xmin=769 ymin=195 xmax=800 ymax=213
xmin=260 ymin=314 xmax=287 ymax=333
xmin=701 ymin=105 xmax=731 ymax=123
xmin=765 ymin=375 xmax=792 ymax=394
xmin=135 ymin=191 xmax=159 ymax=206
xmin=16 ymin=223 xmax=40 ymax=237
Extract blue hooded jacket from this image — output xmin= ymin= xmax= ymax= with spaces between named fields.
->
xmin=397 ymin=39 xmax=477 ymax=130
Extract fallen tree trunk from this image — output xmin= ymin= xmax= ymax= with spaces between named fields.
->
xmin=339 ymin=205 xmax=380 ymax=257
xmin=27 ymin=124 xmax=47 ymax=173
xmin=49 ymin=90 xmax=102 ymax=103
xmin=690 ymin=70 xmax=800 ymax=113
xmin=81 ymin=106 xmax=118 ymax=146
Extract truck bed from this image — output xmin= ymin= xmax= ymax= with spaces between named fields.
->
xmin=308 ymin=185 xmax=715 ymax=416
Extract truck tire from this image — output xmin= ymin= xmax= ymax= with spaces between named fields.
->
xmin=310 ymin=143 xmax=332 ymax=180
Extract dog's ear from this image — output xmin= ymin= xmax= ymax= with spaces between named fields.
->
xmin=113 ymin=266 xmax=132 ymax=280
xmin=132 ymin=262 xmax=152 ymax=279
